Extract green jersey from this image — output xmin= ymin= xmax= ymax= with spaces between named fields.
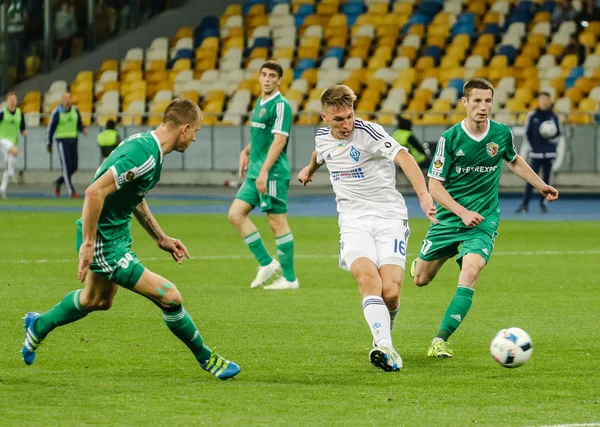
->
xmin=82 ymin=131 xmax=164 ymax=240
xmin=248 ymin=91 xmax=292 ymax=180
xmin=428 ymin=119 xmax=517 ymax=228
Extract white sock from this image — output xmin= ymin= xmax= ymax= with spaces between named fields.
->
xmin=0 ymin=170 xmax=8 ymax=193
xmin=362 ymin=296 xmax=391 ymax=346
xmin=7 ymin=154 xmax=16 ymax=177
xmin=389 ymin=304 xmax=400 ymax=331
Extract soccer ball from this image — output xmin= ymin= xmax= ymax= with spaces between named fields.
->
xmin=539 ymin=120 xmax=558 ymax=139
xmin=490 ymin=327 xmax=533 ymax=368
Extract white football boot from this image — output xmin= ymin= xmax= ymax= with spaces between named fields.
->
xmin=250 ymin=258 xmax=281 ymax=289
xmin=263 ymin=277 xmax=299 ymax=290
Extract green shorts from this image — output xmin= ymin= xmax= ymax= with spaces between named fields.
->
xmin=418 ymin=223 xmax=499 ymax=267
xmin=76 ymin=225 xmax=145 ymax=289
xmin=235 ymin=177 xmax=289 ymax=214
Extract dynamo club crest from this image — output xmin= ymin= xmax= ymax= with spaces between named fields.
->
xmin=349 ymin=146 xmax=361 ymax=162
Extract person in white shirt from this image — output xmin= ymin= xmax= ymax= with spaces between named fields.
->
xmin=298 ymin=85 xmax=437 ymax=372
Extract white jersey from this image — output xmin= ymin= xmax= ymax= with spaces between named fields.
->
xmin=315 ymin=118 xmax=409 ymax=222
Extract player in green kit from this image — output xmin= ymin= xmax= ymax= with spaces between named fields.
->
xmin=21 ymin=98 xmax=240 ymax=379
xmin=410 ymin=79 xmax=559 ymax=358
xmin=228 ymin=60 xmax=299 ymax=290
xmin=0 ymin=92 xmax=27 ymax=199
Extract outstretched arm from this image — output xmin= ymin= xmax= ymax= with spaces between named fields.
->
xmin=428 ymin=178 xmax=484 ymax=227
xmin=394 ymin=150 xmax=437 ymax=223
xmin=134 ymin=199 xmax=190 ymax=264
xmin=507 ymin=155 xmax=559 ymax=202
xmin=298 ymin=150 xmax=324 ymax=186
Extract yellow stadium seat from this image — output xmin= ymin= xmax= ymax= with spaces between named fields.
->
xmin=433 ymin=12 xmax=451 ymax=25
xmin=561 ymin=54 xmax=579 ymax=69
xmin=376 ymin=113 xmax=397 ymax=126
xmin=99 ymin=59 xmax=118 ymax=74
xmin=579 ymin=32 xmax=597 ymax=49
xmin=351 ymin=35 xmax=372 ymax=49
xmin=590 ymin=68 xmax=600 ymax=83
xmin=451 ymin=34 xmax=471 ymax=49
xmin=528 ymin=98 xmax=539 ymax=110
xmin=514 ymin=55 xmax=535 ymax=69
xmin=326 ymin=36 xmax=347 ymax=48
xmin=175 ymin=27 xmax=193 ymax=40
xmin=414 ymin=88 xmax=433 ymax=103
xmin=587 ymin=21 xmax=600 ymax=36
xmin=393 ymin=3 xmax=412 ymax=14
xmin=514 ymin=87 xmax=534 ymax=104
xmin=420 ymin=68 xmax=439 ymax=82
xmin=546 ymin=43 xmax=565 ymax=57
xmin=418 ymin=113 xmax=448 ymax=125
xmin=445 ymin=45 xmax=467 ymax=61
xmin=349 ymin=46 xmax=369 ymax=60
xmin=367 ymin=57 xmax=387 ymax=69
xmin=373 ymin=46 xmax=393 ymax=61
xmin=521 ymin=43 xmax=542 ymax=60
xmin=397 ymin=46 xmax=417 ymax=61
xmin=296 ymin=113 xmax=321 ymax=125
xmin=532 ymin=11 xmax=551 ymax=24
xmin=273 ymin=47 xmax=294 ymax=60
xmin=528 ymin=33 xmax=547 ymax=47
xmin=377 ymin=24 xmax=399 ymax=39
xmin=308 ymin=88 xmax=323 ymax=100
xmin=476 ymin=33 xmax=495 ymax=48
xmin=146 ymin=70 xmax=167 ymax=83
xmin=483 ymin=11 xmax=501 ymax=25
xmin=431 ymin=99 xmax=451 ymax=112
xmin=564 ymin=87 xmax=584 ymax=104
xmin=472 ymin=67 xmax=490 ymax=79
xmin=195 ymin=47 xmax=218 ymax=61
xmin=439 ymin=67 xmax=464 ymax=85
xmin=75 ymin=70 xmax=93 ymax=82
xmin=505 ymin=98 xmax=526 ymax=111
xmin=328 ymin=13 xmax=347 ymax=27
xmin=195 ymin=58 xmax=217 ymax=72
xmin=172 ymin=58 xmax=192 ymax=72
xmin=440 ymin=55 xmax=460 ymax=68
xmin=100 ymin=81 xmax=120 ymax=94
xmin=22 ymin=103 xmax=40 ymax=113
xmin=377 ymin=35 xmax=397 ymax=48
xmin=574 ymin=77 xmax=595 ymax=94
xmin=71 ymin=80 xmax=93 ymax=94
xmin=471 ymin=45 xmax=492 ymax=60
xmin=317 ymin=2 xmax=338 ymax=15
xmin=428 ymin=23 xmax=449 ymax=38
xmin=249 ymin=47 xmax=269 ymax=61
xmin=549 ymin=77 xmax=565 ymax=93
xmin=366 ymin=79 xmax=386 ymax=95
xmin=72 ymin=92 xmax=92 ymax=105
xmin=406 ymin=99 xmax=428 ymax=112
xmin=146 ymin=60 xmax=167 ymax=73
xmin=467 ymin=1 xmax=486 ymax=16
xmin=342 ymin=79 xmax=362 ymax=95
xmin=286 ymin=89 xmax=305 ymax=103
xmin=301 ymin=69 xmax=317 ymax=86
xmin=579 ymin=97 xmax=599 ymax=112
xmin=407 ymin=24 xmax=425 ymax=37
xmin=224 ymin=36 xmax=244 ymax=50
xmin=200 ymin=37 xmax=219 ymax=50
xmin=122 ymin=70 xmax=143 ymax=82
xmin=490 ymin=55 xmax=508 ymax=68
xmin=489 ymin=67 xmax=513 ymax=83
xmin=156 ymin=80 xmax=174 ymax=92
xmin=247 ymin=4 xmax=265 ymax=15
xmin=568 ymin=112 xmax=592 ymax=124
xmin=427 ymin=35 xmax=447 ymax=48
xmin=448 ymin=112 xmax=465 ymax=123
xmin=368 ymin=2 xmax=388 ymax=14
xmin=385 ymin=13 xmax=408 ymax=28
xmin=223 ymin=4 xmax=241 ymax=16
xmin=415 ymin=56 xmax=434 ymax=71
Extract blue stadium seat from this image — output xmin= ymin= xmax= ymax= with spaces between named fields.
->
xmin=497 ymin=46 xmax=517 ymax=65
xmin=423 ymin=46 xmax=442 ymax=64
xmin=295 ymin=58 xmax=315 ymax=78
xmin=456 ymin=13 xmax=475 ymax=27
xmin=417 ymin=1 xmax=441 ymax=17
xmin=347 ymin=13 xmax=361 ymax=26
xmin=514 ymin=1 xmax=535 ymax=13
xmin=482 ymin=24 xmax=501 ymax=39
xmin=564 ymin=76 xmax=577 ymax=89
xmin=451 ymin=23 xmax=475 ymax=37
xmin=448 ymin=79 xmax=464 ymax=97
xmin=252 ymin=37 xmax=271 ymax=48
xmin=540 ymin=1 xmax=555 ymax=12
xmin=168 ymin=49 xmax=193 ymax=68
xmin=504 ymin=12 xmax=530 ymax=30
xmin=195 ymin=28 xmax=220 ymax=47
xmin=408 ymin=13 xmax=433 ymax=25
xmin=325 ymin=47 xmax=344 ymax=65
xmin=343 ymin=2 xmax=364 ymax=15
xmin=569 ymin=66 xmax=585 ymax=79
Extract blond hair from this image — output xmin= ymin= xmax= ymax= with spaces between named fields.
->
xmin=463 ymin=78 xmax=495 ymax=99
xmin=162 ymin=97 xmax=203 ymax=126
xmin=320 ymin=85 xmax=357 ymax=112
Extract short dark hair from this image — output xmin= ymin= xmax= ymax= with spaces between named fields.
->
xmin=463 ymin=78 xmax=495 ymax=99
xmin=106 ymin=119 xmax=116 ymax=129
xmin=162 ymin=97 xmax=203 ymax=126
xmin=260 ymin=60 xmax=283 ymax=79
xmin=538 ymin=91 xmax=551 ymax=98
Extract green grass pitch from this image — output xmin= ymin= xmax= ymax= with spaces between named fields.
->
xmin=1 ymin=207 xmax=599 ymax=426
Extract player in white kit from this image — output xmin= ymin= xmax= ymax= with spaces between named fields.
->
xmin=298 ymin=85 xmax=437 ymax=372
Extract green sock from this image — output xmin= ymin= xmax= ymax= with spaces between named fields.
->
xmin=34 ymin=290 xmax=88 ymax=338
xmin=244 ymin=231 xmax=273 ymax=267
xmin=436 ymin=286 xmax=474 ymax=341
xmin=276 ymin=232 xmax=296 ymax=282
xmin=163 ymin=306 xmax=212 ymax=363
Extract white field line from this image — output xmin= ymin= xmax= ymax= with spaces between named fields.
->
xmin=2 ymin=249 xmax=600 ymax=265
xmin=523 ymin=423 xmax=600 ymax=427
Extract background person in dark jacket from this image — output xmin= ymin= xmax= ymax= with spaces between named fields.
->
xmin=516 ymin=92 xmax=565 ymax=213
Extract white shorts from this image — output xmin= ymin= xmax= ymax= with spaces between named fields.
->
xmin=0 ymin=139 xmax=13 ymax=160
xmin=338 ymin=215 xmax=410 ymax=271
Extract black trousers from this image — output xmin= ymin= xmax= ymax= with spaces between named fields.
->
xmin=521 ymin=157 xmax=553 ymax=206
xmin=56 ymin=139 xmax=78 ymax=195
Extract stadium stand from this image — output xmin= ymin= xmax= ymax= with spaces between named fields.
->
xmin=18 ymin=0 xmax=600 ymax=127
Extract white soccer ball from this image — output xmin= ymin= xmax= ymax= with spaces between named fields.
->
xmin=539 ymin=120 xmax=558 ymax=139
xmin=490 ymin=327 xmax=533 ymax=368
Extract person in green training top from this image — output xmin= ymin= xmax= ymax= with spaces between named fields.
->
xmin=97 ymin=119 xmax=121 ymax=159
xmin=228 ymin=60 xmax=299 ymax=290
xmin=410 ymin=78 xmax=559 ymax=358
xmin=22 ymin=98 xmax=240 ymax=380
xmin=0 ymin=92 xmax=26 ymax=199
xmin=392 ymin=116 xmax=428 ymax=168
